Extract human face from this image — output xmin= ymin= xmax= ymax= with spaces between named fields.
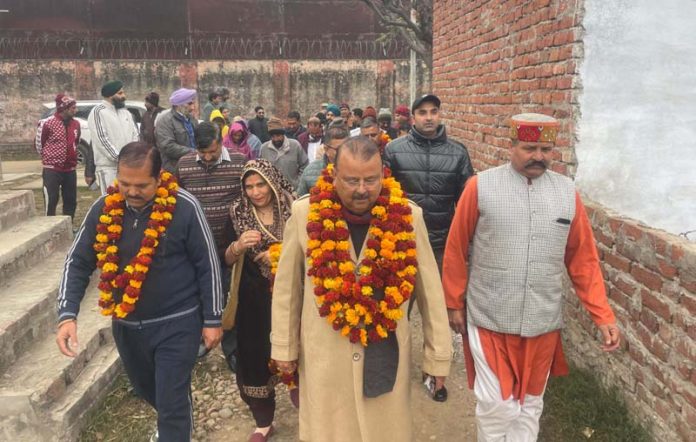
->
xmin=271 ymin=133 xmax=285 ymax=148
xmin=62 ymin=104 xmax=77 ymax=119
xmin=232 ymin=130 xmax=243 ymax=144
xmin=334 ymin=152 xmax=383 ymax=215
xmin=221 ymin=108 xmax=230 ymax=120
xmin=510 ymin=141 xmax=554 ymax=179
xmin=177 ymin=101 xmax=195 ymax=117
xmin=340 ymin=107 xmax=350 ymax=119
xmin=412 ymin=102 xmax=440 ymax=137
xmin=378 ymin=118 xmax=391 ymax=132
xmin=308 ymin=122 xmax=322 ymax=136
xmin=110 ymin=89 xmax=127 ymax=109
xmin=361 ymin=126 xmax=380 ymax=143
xmin=323 ymin=138 xmax=344 ymax=163
xmin=396 ymin=114 xmax=410 ymax=124
xmin=117 ymin=162 xmax=160 ymax=210
xmin=197 ymin=139 xmax=222 ymax=166
xmin=212 ymin=96 xmax=222 ymax=105
xmin=145 ymin=101 xmax=155 ymax=111
xmin=244 ymin=172 xmax=273 ymax=209
xmin=326 ymin=111 xmax=336 ymax=121
xmin=256 ymin=108 xmax=265 ymax=119
xmin=286 ymin=117 xmax=299 ymax=132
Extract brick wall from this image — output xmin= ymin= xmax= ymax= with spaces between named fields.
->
xmin=433 ymin=0 xmax=581 ymax=176
xmin=432 ymin=1 xmax=695 ymax=440
xmin=0 ymin=58 xmax=429 ymax=151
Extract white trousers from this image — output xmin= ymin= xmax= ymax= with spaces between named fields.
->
xmin=468 ymin=323 xmax=547 ymax=442
xmin=95 ymin=168 xmax=117 ymax=196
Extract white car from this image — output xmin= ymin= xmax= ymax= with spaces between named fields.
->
xmin=39 ymin=100 xmax=147 ymax=165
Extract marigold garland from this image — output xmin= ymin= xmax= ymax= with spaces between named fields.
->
xmin=306 ymin=164 xmax=417 ymax=346
xmin=93 ymin=171 xmax=178 ymax=318
xmin=268 ymin=242 xmax=282 ymax=291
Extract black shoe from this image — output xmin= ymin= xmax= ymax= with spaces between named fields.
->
xmin=432 ymin=385 xmax=448 ymax=402
xmin=226 ymin=354 xmax=237 ymax=373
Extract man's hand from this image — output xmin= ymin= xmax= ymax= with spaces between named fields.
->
xmin=202 ymin=327 xmax=223 ymax=350
xmin=274 ymin=360 xmax=298 ymax=374
xmin=85 ymin=176 xmax=95 ymax=186
xmin=447 ymin=309 xmax=467 ymax=335
xmin=56 ymin=320 xmax=79 ymax=357
xmin=598 ymin=323 xmax=621 ymax=352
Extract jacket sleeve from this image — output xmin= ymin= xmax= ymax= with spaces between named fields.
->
xmin=565 ymin=193 xmax=616 ymax=325
xmin=155 ymin=116 xmax=193 ymax=162
xmin=182 ymin=192 xmax=224 ymax=327
xmin=443 ymin=176 xmax=479 ymax=310
xmin=35 ymin=119 xmax=48 ymax=155
xmin=457 ymin=146 xmax=475 ymax=201
xmin=56 ymin=198 xmax=103 ymax=322
xmin=296 ymin=171 xmax=309 ymax=197
xmin=297 ymin=142 xmax=309 ymax=175
xmin=270 ymin=201 xmax=305 ymax=361
xmin=412 ymin=205 xmax=452 ymax=377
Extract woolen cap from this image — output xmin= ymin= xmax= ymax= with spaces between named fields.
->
xmin=101 ymin=80 xmax=123 ymax=98
xmin=55 ymin=93 xmax=76 ymax=112
xmin=510 ymin=113 xmax=559 ymax=143
xmin=411 ymin=94 xmax=441 ymax=113
xmin=267 ymin=117 xmax=285 ymax=135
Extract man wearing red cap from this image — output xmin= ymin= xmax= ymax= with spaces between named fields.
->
xmin=443 ymin=113 xmax=621 ymax=441
xmin=35 ymin=94 xmax=80 ymax=219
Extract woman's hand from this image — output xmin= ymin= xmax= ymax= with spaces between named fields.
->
xmin=238 ymin=230 xmax=262 ymax=251
xmin=254 ymin=250 xmax=271 ymax=266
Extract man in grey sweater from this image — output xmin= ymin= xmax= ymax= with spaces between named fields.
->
xmin=155 ymin=88 xmax=200 ymax=173
xmin=259 ymin=117 xmax=308 ymax=189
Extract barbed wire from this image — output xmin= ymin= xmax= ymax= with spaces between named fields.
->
xmin=0 ymin=36 xmax=409 ymax=60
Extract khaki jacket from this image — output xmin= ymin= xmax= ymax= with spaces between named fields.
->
xmin=271 ymin=197 xmax=452 ymax=442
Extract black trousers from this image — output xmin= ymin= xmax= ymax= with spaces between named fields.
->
xmin=42 ymin=168 xmax=77 ymax=218
xmin=112 ymin=311 xmax=202 ymax=442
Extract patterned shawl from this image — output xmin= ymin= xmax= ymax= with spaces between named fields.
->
xmin=228 ymin=159 xmax=295 ymax=279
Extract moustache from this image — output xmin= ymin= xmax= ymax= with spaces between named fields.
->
xmin=525 ymin=161 xmax=547 ymax=169
xmin=352 ymin=192 xmax=369 ymax=201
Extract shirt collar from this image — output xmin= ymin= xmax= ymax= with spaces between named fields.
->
xmin=196 ymin=146 xmax=230 ymax=166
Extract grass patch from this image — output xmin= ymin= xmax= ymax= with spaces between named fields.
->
xmin=539 ymin=365 xmax=652 ymax=442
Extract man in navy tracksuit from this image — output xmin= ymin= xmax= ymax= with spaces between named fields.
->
xmin=56 ymin=142 xmax=224 ymax=441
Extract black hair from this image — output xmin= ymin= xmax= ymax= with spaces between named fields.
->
xmin=118 ymin=142 xmax=161 ymax=178
xmin=287 ymin=110 xmax=301 ymax=121
xmin=334 ymin=136 xmax=380 ymax=171
xmin=255 ymin=106 xmax=264 ymax=113
xmin=208 ymin=91 xmax=221 ymax=101
xmin=360 ymin=117 xmax=379 ymax=130
xmin=324 ymin=123 xmax=350 ymax=145
xmin=352 ymin=108 xmax=363 ymax=118
xmin=195 ymin=122 xmax=221 ymax=149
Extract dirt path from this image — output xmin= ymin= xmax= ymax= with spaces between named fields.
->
xmin=207 ymin=312 xmax=477 ymax=441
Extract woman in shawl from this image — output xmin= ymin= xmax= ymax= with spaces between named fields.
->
xmin=223 ymin=159 xmax=295 ymax=441
xmin=224 ymin=120 xmax=262 ymax=160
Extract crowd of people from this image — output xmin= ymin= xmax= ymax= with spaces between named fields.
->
xmin=47 ymin=80 xmax=621 ymax=442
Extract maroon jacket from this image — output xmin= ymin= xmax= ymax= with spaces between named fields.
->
xmin=36 ymin=113 xmax=80 ymax=172
xmin=297 ymin=130 xmax=323 ymax=153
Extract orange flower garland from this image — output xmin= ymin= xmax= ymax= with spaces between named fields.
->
xmin=93 ymin=171 xmax=178 ymax=318
xmin=268 ymin=242 xmax=282 ymax=291
xmin=306 ymin=164 xmax=417 ymax=346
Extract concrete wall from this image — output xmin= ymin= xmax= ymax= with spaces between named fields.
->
xmin=575 ymin=0 xmax=696 ymax=237
xmin=432 ymin=1 xmax=695 ymax=440
xmin=0 ymin=58 xmax=429 ymax=150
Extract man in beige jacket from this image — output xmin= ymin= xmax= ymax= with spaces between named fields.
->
xmin=271 ymin=136 xmax=452 ymax=441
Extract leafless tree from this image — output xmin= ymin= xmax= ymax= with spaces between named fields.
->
xmin=360 ymin=0 xmax=433 ymax=67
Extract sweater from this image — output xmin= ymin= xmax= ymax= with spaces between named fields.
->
xmin=259 ymin=137 xmax=308 ymax=189
xmin=57 ymin=188 xmax=224 ymax=327
xmin=36 ymin=114 xmax=80 ymax=172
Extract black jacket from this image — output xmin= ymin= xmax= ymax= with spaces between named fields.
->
xmin=248 ymin=117 xmax=270 ymax=143
xmin=57 ymin=189 xmax=224 ymax=327
xmin=384 ymin=125 xmax=474 ymax=250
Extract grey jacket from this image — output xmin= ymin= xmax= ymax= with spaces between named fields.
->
xmin=155 ymin=109 xmax=199 ymax=173
xmin=259 ymin=137 xmax=308 ymax=189
xmin=297 ymin=156 xmax=329 ymax=196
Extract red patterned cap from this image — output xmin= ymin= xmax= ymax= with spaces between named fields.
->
xmin=510 ymin=113 xmax=559 ymax=143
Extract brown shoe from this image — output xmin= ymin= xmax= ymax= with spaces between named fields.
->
xmin=248 ymin=425 xmax=274 ymax=442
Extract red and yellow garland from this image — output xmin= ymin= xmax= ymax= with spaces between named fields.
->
xmin=306 ymin=164 xmax=417 ymax=346
xmin=268 ymin=242 xmax=282 ymax=291
xmin=94 ymin=171 xmax=178 ymax=318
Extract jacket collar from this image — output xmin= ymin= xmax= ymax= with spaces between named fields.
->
xmin=409 ymin=124 xmax=447 ymax=144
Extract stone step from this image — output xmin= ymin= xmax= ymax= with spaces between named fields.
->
xmin=0 ymin=284 xmax=112 ymax=415
xmin=0 ymin=190 xmax=36 ymax=232
xmin=0 ymin=251 xmax=67 ymax=374
xmin=0 ymin=215 xmax=72 ymax=284
xmin=50 ymin=342 xmax=121 ymax=442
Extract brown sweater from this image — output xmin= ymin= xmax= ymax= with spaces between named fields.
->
xmin=176 ymin=148 xmax=246 ymax=257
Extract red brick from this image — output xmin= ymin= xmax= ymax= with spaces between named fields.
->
xmin=604 ymin=250 xmax=632 ymax=273
xmin=631 ymin=265 xmax=664 ymax=292
xmin=639 ymin=308 xmax=660 ymax=333
xmin=657 ymin=258 xmax=678 ymax=279
xmin=641 ymin=290 xmax=672 ymax=321
xmin=621 ymin=223 xmax=644 ymax=241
